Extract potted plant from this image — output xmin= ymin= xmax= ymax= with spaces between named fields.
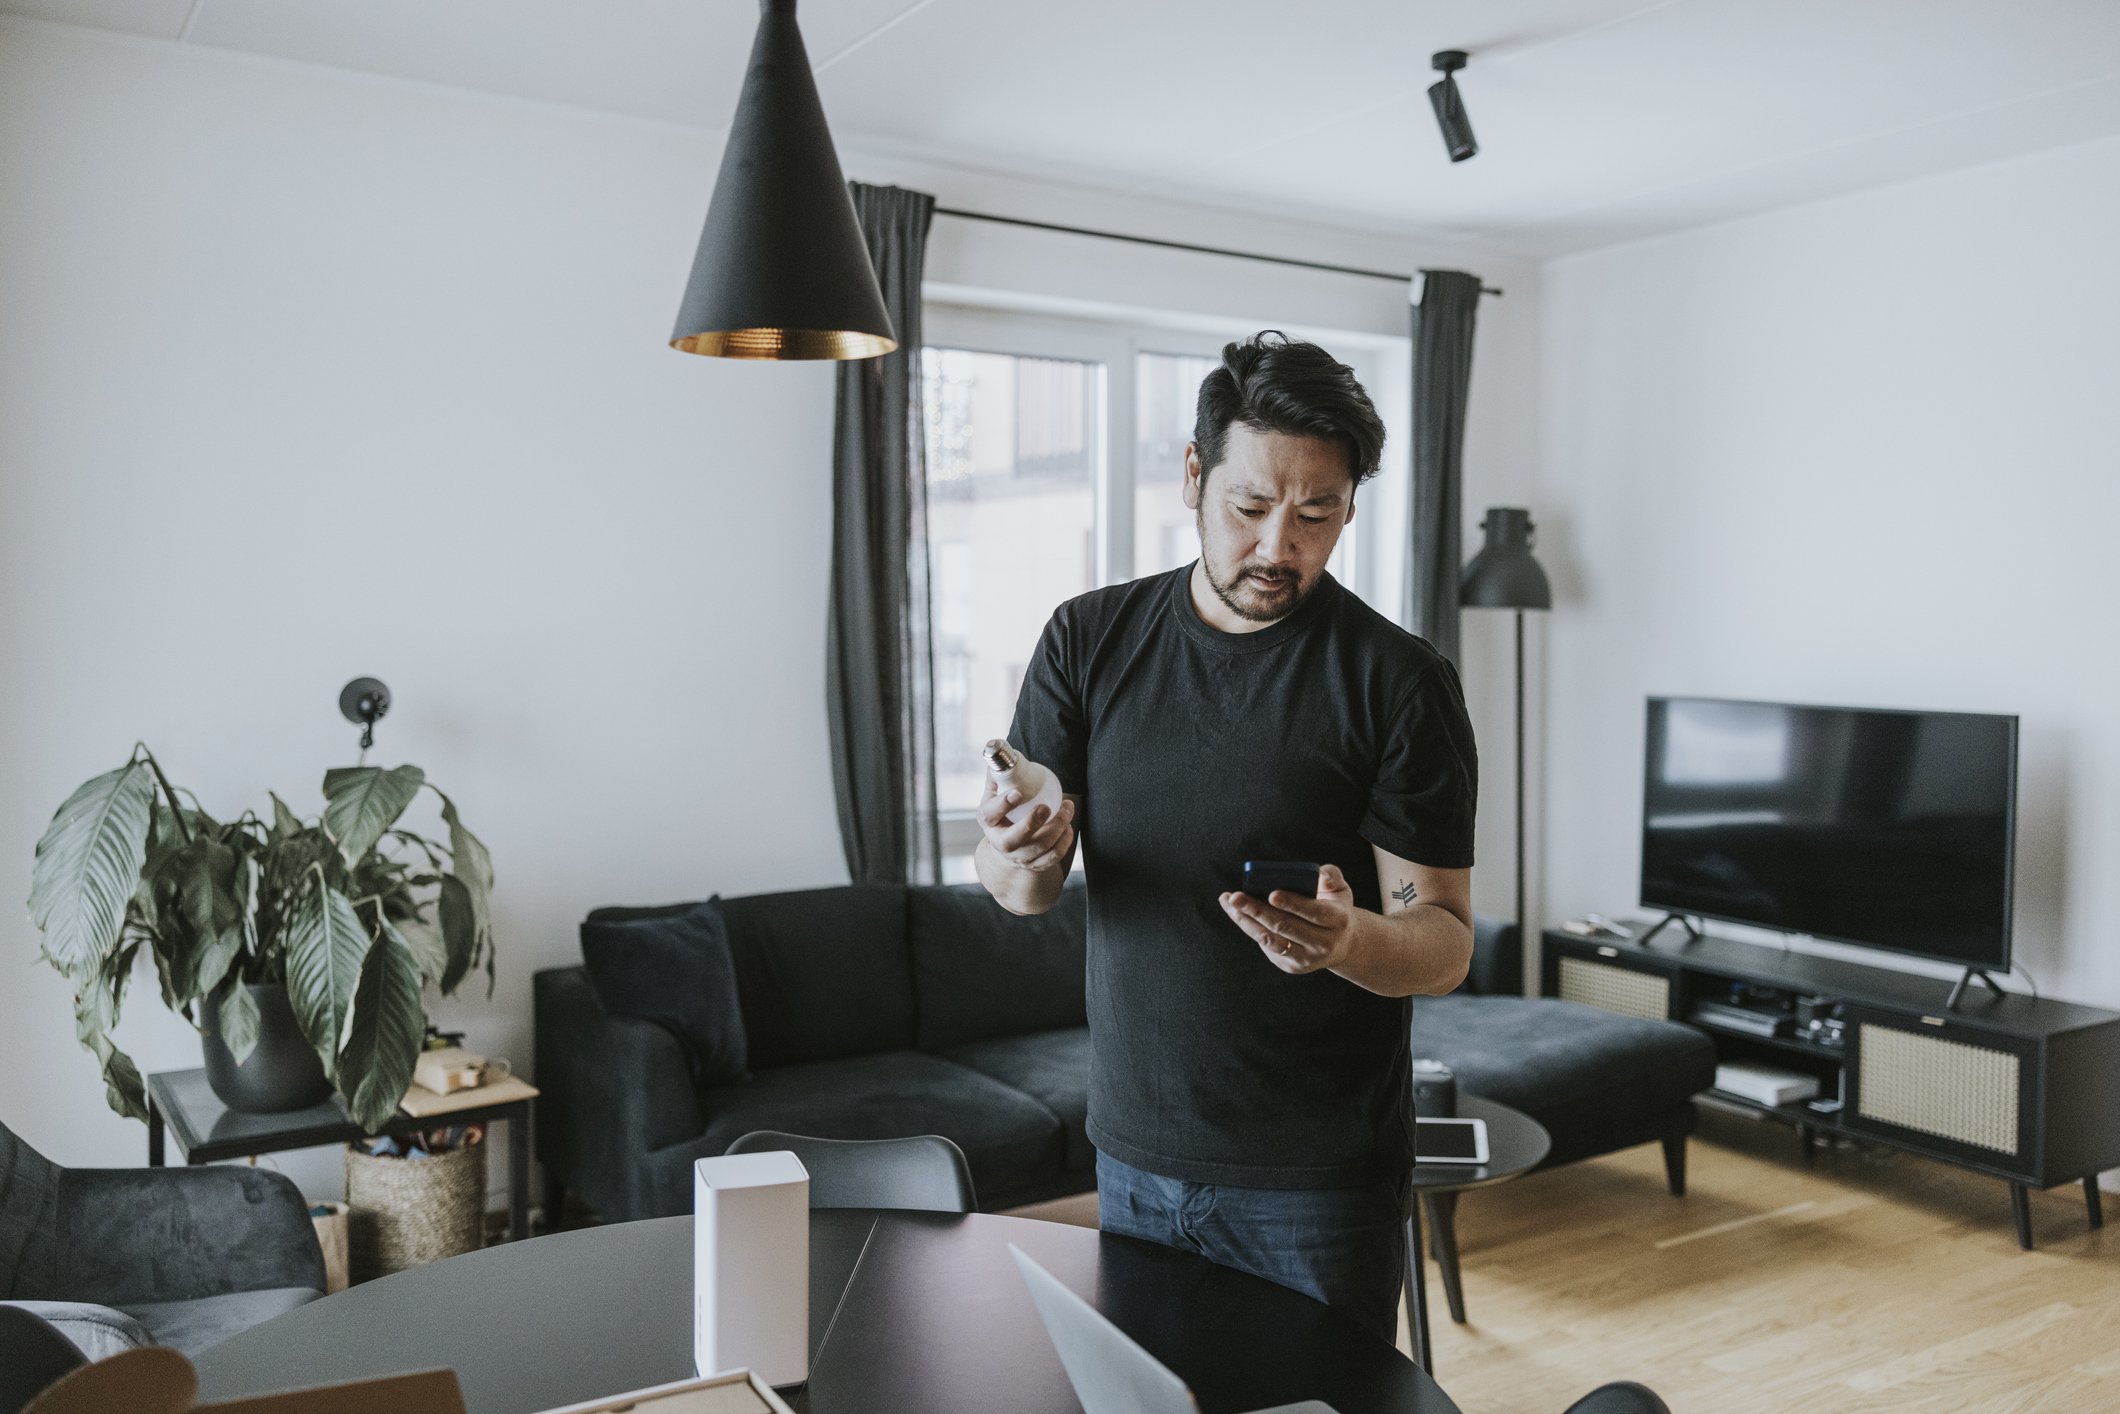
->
xmin=27 ymin=747 xmax=494 ymax=1132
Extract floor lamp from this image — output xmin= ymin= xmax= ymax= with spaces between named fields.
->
xmin=1460 ymin=508 xmax=1551 ymax=961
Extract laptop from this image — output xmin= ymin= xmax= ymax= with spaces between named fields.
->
xmin=1009 ymin=1245 xmax=1340 ymax=1414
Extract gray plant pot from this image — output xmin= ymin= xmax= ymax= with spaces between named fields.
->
xmin=202 ymin=981 xmax=334 ymax=1113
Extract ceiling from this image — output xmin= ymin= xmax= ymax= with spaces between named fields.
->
xmin=9 ymin=0 xmax=2120 ymax=259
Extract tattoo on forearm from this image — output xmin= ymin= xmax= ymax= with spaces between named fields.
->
xmin=1391 ymin=880 xmax=1418 ymax=907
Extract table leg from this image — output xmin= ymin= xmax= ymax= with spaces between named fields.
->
xmin=1426 ymin=1193 xmax=1467 ymax=1324
xmin=1403 ymin=1205 xmax=1432 ymax=1374
xmin=2085 ymin=1177 xmax=2104 ymax=1231
xmin=148 ymin=1096 xmax=165 ymax=1167
xmin=508 ymin=1109 xmax=530 ymax=1242
xmin=2011 ymin=1182 xmax=2033 ymax=1251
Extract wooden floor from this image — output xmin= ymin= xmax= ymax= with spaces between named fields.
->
xmin=1004 ymin=1109 xmax=2120 ymax=1413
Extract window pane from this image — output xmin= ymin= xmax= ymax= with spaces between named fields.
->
xmin=1133 ymin=352 xmax=1216 ymax=577
xmin=1133 ymin=350 xmax=1355 ymax=583
xmin=924 ymin=347 xmax=1102 ymax=821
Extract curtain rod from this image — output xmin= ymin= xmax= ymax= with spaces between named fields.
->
xmin=931 ymin=205 xmax=1502 ymax=297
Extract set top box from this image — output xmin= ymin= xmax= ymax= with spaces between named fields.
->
xmin=1641 ymin=697 xmax=2017 ymax=970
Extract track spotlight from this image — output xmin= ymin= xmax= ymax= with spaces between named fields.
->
xmin=1429 ymin=50 xmax=1478 ymax=163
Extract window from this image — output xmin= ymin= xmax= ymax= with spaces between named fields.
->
xmin=921 ymin=307 xmax=1387 ymax=880
xmin=922 ymin=346 xmax=1102 ymax=818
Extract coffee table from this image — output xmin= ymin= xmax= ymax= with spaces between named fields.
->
xmin=1404 ymin=1093 xmax=1552 ymax=1373
xmin=194 ymin=1210 xmax=1463 ymax=1414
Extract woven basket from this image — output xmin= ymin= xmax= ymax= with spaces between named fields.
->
xmin=344 ymin=1139 xmax=485 ymax=1282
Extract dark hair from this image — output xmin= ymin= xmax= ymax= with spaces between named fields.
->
xmin=1193 ymin=331 xmax=1385 ymax=487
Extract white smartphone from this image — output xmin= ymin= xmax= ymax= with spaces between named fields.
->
xmin=1414 ymin=1116 xmax=1489 ymax=1166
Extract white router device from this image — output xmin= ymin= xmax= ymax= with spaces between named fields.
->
xmin=694 ymin=1149 xmax=810 ymax=1388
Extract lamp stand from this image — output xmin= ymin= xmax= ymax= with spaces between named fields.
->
xmin=1513 ymin=609 xmax=1527 ymax=976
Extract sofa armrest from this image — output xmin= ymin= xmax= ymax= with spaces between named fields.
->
xmin=534 ymin=966 xmax=703 ymax=1223
xmin=1467 ymin=915 xmax=1524 ymax=998
xmin=57 ymin=1164 xmax=324 ymax=1306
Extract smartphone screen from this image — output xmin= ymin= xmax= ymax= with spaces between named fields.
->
xmin=1415 ymin=1117 xmax=1489 ymax=1164
xmin=1241 ymin=861 xmax=1321 ymax=900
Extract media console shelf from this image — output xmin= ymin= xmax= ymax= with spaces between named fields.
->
xmin=1543 ymin=926 xmax=2120 ymax=1249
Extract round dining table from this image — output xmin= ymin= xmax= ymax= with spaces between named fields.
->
xmin=194 ymin=1209 xmax=1462 ymax=1414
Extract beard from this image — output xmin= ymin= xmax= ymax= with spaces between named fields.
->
xmin=1199 ymin=530 xmax=1313 ymax=623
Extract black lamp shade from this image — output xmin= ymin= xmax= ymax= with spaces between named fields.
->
xmin=1460 ymin=507 xmax=1551 ymax=609
xmin=670 ymin=0 xmax=896 ymax=360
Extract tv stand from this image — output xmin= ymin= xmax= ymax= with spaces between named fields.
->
xmin=1947 ymin=967 xmax=2008 ymax=1012
xmin=1636 ymin=911 xmax=1703 ymax=948
xmin=1545 ymin=926 xmax=2120 ymax=1249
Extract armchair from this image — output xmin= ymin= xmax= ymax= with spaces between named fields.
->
xmin=0 ymin=1118 xmax=323 ymax=1357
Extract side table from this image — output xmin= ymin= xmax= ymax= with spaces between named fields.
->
xmin=1404 ymin=1093 xmax=1552 ymax=1373
xmin=145 ymin=1068 xmax=535 ymax=1242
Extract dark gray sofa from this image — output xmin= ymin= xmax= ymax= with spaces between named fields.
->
xmin=536 ymin=880 xmax=1094 ymax=1222
xmin=537 ymin=885 xmax=1716 ymax=1229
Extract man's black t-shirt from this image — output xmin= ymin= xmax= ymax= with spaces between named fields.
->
xmin=1008 ymin=565 xmax=1478 ymax=1189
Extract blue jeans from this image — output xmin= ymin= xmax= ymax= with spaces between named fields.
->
xmin=1095 ymin=1151 xmax=1407 ymax=1346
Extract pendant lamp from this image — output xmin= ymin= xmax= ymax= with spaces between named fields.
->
xmin=670 ymin=0 xmax=896 ymax=361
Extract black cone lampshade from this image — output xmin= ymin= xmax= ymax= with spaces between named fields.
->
xmin=1460 ymin=507 xmax=1551 ymax=610
xmin=670 ymin=0 xmax=896 ymax=361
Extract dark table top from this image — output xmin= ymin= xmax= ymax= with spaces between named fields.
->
xmin=194 ymin=1210 xmax=1461 ymax=1414
xmin=1409 ymin=1094 xmax=1552 ymax=1194
xmin=148 ymin=1068 xmax=530 ymax=1162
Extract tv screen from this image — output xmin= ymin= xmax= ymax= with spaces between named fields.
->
xmin=1641 ymin=698 xmax=2017 ymax=969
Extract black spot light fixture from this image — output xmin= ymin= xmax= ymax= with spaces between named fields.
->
xmin=1429 ymin=50 xmax=1479 ymax=163
xmin=670 ymin=0 xmax=896 ymax=361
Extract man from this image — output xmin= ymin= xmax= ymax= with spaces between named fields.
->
xmin=975 ymin=331 xmax=1479 ymax=1346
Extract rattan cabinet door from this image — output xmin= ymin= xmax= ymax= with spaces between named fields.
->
xmin=1844 ymin=1005 xmax=2038 ymax=1177
xmin=1546 ymin=941 xmax=1675 ymax=1022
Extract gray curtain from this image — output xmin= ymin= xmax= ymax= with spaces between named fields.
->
xmin=827 ymin=183 xmax=940 ymax=885
xmin=1403 ymin=269 xmax=1484 ymax=665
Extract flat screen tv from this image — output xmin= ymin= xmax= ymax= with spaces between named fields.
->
xmin=1641 ymin=697 xmax=2017 ymax=970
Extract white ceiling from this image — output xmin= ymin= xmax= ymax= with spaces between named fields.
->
xmin=9 ymin=0 xmax=2120 ymax=258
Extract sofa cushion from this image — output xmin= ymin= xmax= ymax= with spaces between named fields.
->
xmin=909 ymin=882 xmax=1087 ymax=1052
xmin=691 ymin=1050 xmax=1062 ymax=1208
xmin=580 ymin=902 xmax=746 ymax=1083
xmin=940 ymin=1028 xmax=1093 ymax=1171
xmin=715 ymin=884 xmax=916 ymax=1066
xmin=5 ymin=1299 xmax=147 ymax=1361
xmin=119 ymin=1287 xmax=319 ymax=1356
xmin=1412 ymin=994 xmax=1717 ymax=1167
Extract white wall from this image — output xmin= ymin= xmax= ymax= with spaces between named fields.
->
xmin=1533 ymin=134 xmax=2120 ymax=1023
xmin=0 ymin=17 xmax=1538 ymax=1197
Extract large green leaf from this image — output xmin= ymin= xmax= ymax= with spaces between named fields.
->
xmin=285 ymin=879 xmax=373 ymax=1068
xmin=269 ymin=792 xmax=305 ymax=840
xmin=29 ymin=763 xmax=155 ymax=981
xmin=436 ymin=876 xmax=478 ymax=994
xmin=163 ymin=835 xmax=247 ymax=999
xmin=436 ymin=790 xmax=493 ymax=994
xmin=337 ymin=926 xmax=425 ymax=1133
xmin=215 ymin=982 xmax=261 ymax=1065
xmin=74 ymin=959 xmax=147 ymax=1121
xmin=397 ymin=916 xmax=449 ymax=984
xmin=321 ymin=765 xmax=425 ymax=865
